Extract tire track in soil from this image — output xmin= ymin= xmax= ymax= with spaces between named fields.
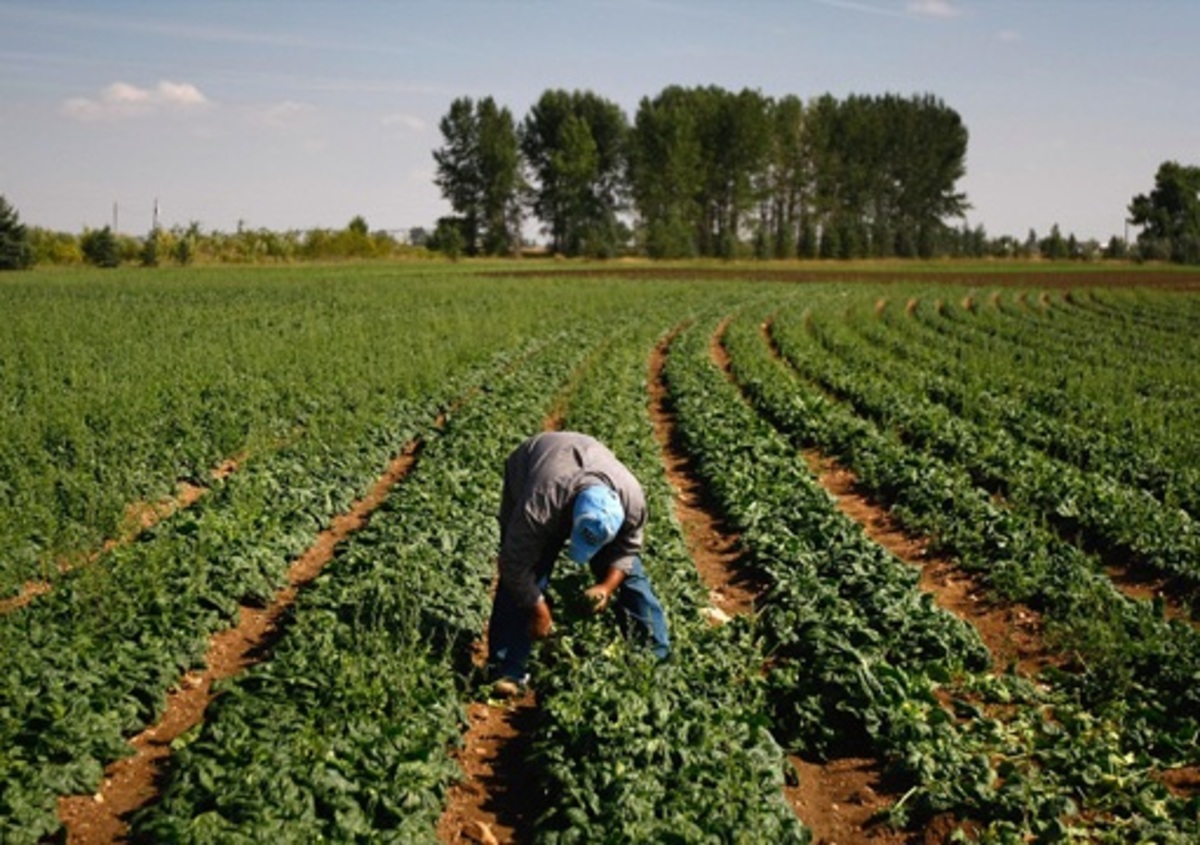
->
xmin=0 ymin=454 xmax=244 ymax=615
xmin=701 ymin=319 xmax=912 ymax=845
xmin=56 ymin=439 xmax=423 ymax=844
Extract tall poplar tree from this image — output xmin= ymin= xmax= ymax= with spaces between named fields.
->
xmin=521 ymin=89 xmax=628 ymax=257
xmin=433 ymin=96 xmax=522 ymax=256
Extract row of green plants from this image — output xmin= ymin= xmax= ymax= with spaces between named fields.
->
xmin=1061 ymin=288 xmax=1200 ymax=338
xmin=801 ymin=299 xmax=1200 ymax=600
xmin=906 ymin=293 xmax=1200 ymax=497
xmin=0 ymin=268 xmax=565 ymax=594
xmin=1 ymin=267 xmax=666 ymax=595
xmin=720 ymin=291 xmax=1198 ymax=840
xmin=663 ymin=310 xmax=1072 ymax=837
xmin=0 ymin=341 xmax=512 ymax=842
xmin=529 ymin=292 xmax=811 ymax=842
xmin=131 ymin=330 xmax=595 ymax=841
xmin=872 ymin=292 xmax=1200 ymax=520
xmin=1014 ymin=286 xmax=1198 ymax=346
xmin=134 ymin=281 xmax=821 ymax=842
xmin=1 ymin=268 xmax=727 ymax=841
xmin=4 ymin=267 xmax=1196 ymax=841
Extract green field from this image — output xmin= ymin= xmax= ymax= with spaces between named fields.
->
xmin=2 ymin=262 xmax=1198 ymax=843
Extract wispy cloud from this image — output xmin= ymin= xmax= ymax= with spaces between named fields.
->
xmin=997 ymin=29 xmax=1021 ymax=42
xmin=255 ymin=100 xmax=317 ymax=127
xmin=812 ymin=0 xmax=906 ymax=18
xmin=62 ymin=80 xmax=212 ymax=120
xmin=381 ymin=113 xmax=428 ymax=134
xmin=906 ymin=0 xmax=962 ymax=18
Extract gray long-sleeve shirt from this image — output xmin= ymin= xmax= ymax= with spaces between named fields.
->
xmin=498 ymin=431 xmax=646 ymax=609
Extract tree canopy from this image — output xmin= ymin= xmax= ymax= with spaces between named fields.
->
xmin=0 ymin=195 xmax=33 ymax=270
xmin=1129 ymin=161 xmax=1200 ymax=264
xmin=432 ymin=96 xmax=523 ymax=256
xmin=435 ymin=85 xmax=972 ymax=259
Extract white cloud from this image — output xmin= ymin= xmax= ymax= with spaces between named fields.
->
xmin=257 ymin=100 xmax=317 ymax=127
xmin=997 ymin=29 xmax=1021 ymax=42
xmin=381 ymin=113 xmax=427 ymax=133
xmin=813 ymin=0 xmax=905 ymax=18
xmin=62 ymin=80 xmax=212 ymax=120
xmin=907 ymin=0 xmax=961 ymax=18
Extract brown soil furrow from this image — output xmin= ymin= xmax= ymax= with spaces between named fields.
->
xmin=807 ymin=453 xmax=1056 ymax=676
xmin=706 ymin=317 xmax=910 ymax=844
xmin=757 ymin=316 xmax=1057 ymax=675
xmin=2 ymin=454 xmax=244 ymax=616
xmin=1104 ymin=564 xmax=1197 ymax=629
xmin=437 ymin=689 xmax=538 ymax=845
xmin=56 ymin=439 xmax=422 ymax=844
xmin=649 ymin=325 xmax=768 ymax=616
xmin=438 ymin=405 xmax=578 ymax=844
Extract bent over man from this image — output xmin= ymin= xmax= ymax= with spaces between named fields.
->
xmin=487 ymin=431 xmax=670 ymax=697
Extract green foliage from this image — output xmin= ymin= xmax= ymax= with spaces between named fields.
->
xmin=4 ymin=267 xmax=1198 ymax=842
xmin=730 ymin=287 xmax=1200 ymax=839
xmin=140 ymin=227 xmax=164 ymax=267
xmin=0 ymin=195 xmax=34 ymax=270
xmin=521 ymin=89 xmax=630 ymax=258
xmin=80 ymin=226 xmax=120 ymax=268
xmin=426 ymin=216 xmax=466 ymax=259
xmin=1129 ymin=161 xmax=1200 ymax=264
xmin=433 ymin=96 xmax=522 ymax=256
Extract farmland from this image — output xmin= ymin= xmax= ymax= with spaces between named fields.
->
xmin=1 ymin=262 xmax=1199 ymax=843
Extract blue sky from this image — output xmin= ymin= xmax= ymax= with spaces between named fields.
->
xmin=2 ymin=0 xmax=1196 ymax=243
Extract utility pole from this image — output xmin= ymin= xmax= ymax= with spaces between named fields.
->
xmin=153 ymin=198 xmax=160 ymax=231
xmin=112 ymin=201 xmax=118 ymax=233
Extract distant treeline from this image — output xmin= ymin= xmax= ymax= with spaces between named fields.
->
xmin=430 ymin=86 xmax=1152 ymax=261
xmin=3 ymin=212 xmax=432 ymax=269
xmin=434 ymin=86 xmax=977 ymax=260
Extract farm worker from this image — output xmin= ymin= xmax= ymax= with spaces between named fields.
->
xmin=487 ymin=431 xmax=670 ymax=697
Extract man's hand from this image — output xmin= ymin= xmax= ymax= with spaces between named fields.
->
xmin=530 ymin=597 xmax=554 ymax=639
xmin=585 ymin=566 xmax=626 ymax=614
xmin=584 ymin=584 xmax=613 ymax=614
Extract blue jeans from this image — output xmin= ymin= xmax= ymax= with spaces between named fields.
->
xmin=487 ymin=557 xmax=670 ymax=682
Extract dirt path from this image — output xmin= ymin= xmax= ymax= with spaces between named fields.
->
xmin=437 ymin=399 xmax=585 ymax=844
xmin=56 ymin=440 xmax=422 ymax=843
xmin=1 ymin=455 xmax=243 ymax=615
xmin=436 ymin=650 xmax=538 ymax=845
xmin=694 ymin=319 xmax=913 ymax=844
xmin=646 ymin=327 xmax=768 ymax=618
xmin=756 ymin=316 xmax=1057 ymax=676
xmin=807 ymin=454 xmax=1055 ymax=676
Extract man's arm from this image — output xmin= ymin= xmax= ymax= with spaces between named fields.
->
xmin=530 ymin=595 xmax=554 ymax=638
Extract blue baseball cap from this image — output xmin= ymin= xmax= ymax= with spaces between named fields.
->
xmin=568 ymin=485 xmax=624 ymax=564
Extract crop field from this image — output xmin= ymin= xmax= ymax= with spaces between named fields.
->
xmin=1 ymin=262 xmax=1199 ymax=843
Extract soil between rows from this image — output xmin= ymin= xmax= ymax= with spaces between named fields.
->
xmin=1 ymin=457 xmax=241 ymax=616
xmin=56 ymin=441 xmax=422 ymax=843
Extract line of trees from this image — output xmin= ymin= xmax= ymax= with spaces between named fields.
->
xmin=432 ymin=86 xmax=973 ymax=259
xmin=0 ymin=209 xmax=433 ymax=269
